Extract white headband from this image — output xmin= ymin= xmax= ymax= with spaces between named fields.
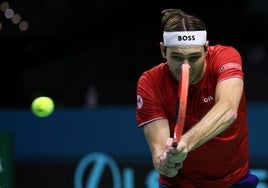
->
xmin=163 ymin=30 xmax=207 ymax=46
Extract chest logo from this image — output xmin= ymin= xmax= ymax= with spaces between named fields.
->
xmin=137 ymin=95 xmax=143 ymax=109
xmin=203 ymin=95 xmax=213 ymax=103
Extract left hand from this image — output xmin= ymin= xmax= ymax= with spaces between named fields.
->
xmin=156 ymin=138 xmax=188 ymax=177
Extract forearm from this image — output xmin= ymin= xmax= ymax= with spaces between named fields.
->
xmin=182 ymin=101 xmax=237 ymax=151
xmin=143 ymin=119 xmax=180 ymax=176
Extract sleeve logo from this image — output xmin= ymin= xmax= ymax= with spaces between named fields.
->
xmin=137 ymin=95 xmax=143 ymax=109
xmin=219 ymin=63 xmax=242 ymax=72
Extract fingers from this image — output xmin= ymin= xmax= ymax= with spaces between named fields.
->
xmin=166 ymin=138 xmax=179 ymax=153
xmin=168 ymin=138 xmax=187 ymax=153
xmin=160 ymin=151 xmax=181 ymax=165
xmin=175 ymin=162 xmax=183 ymax=169
xmin=155 ymin=138 xmax=188 ymax=177
xmin=165 ymin=138 xmax=188 ymax=162
xmin=166 ymin=137 xmax=174 ymax=147
xmin=161 ymin=150 xmax=182 ymax=167
xmin=157 ymin=151 xmax=182 ymax=177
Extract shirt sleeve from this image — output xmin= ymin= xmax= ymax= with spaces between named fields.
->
xmin=136 ymin=72 xmax=166 ymax=127
xmin=212 ymin=46 xmax=244 ymax=82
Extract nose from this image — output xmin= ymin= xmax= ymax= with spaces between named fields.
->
xmin=181 ymin=58 xmax=189 ymax=65
xmin=182 ymin=60 xmax=191 ymax=68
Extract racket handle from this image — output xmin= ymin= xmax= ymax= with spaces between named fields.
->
xmin=172 ymin=142 xmax=178 ymax=148
xmin=172 ymin=142 xmax=183 ymax=169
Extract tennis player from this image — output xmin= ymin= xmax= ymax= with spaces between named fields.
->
xmin=136 ymin=8 xmax=259 ymax=188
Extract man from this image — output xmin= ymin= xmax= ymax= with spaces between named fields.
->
xmin=136 ymin=8 xmax=258 ymax=188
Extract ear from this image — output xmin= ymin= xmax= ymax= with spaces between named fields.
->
xmin=205 ymin=41 xmax=209 ymax=49
xmin=160 ymin=42 xmax=167 ymax=59
xmin=204 ymin=41 xmax=209 ymax=56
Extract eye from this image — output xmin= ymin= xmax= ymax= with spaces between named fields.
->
xmin=188 ymin=56 xmax=200 ymax=62
xmin=171 ymin=55 xmax=184 ymax=61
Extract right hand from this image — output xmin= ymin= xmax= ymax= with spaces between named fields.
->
xmin=156 ymin=138 xmax=187 ymax=177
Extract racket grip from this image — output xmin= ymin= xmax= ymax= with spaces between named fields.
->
xmin=172 ymin=142 xmax=178 ymax=148
xmin=172 ymin=142 xmax=183 ymax=169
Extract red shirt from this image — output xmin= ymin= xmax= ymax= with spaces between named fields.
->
xmin=136 ymin=45 xmax=249 ymax=187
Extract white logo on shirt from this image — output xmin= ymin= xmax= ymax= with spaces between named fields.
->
xmin=219 ymin=63 xmax=242 ymax=72
xmin=137 ymin=95 xmax=143 ymax=109
xmin=203 ymin=96 xmax=213 ymax=103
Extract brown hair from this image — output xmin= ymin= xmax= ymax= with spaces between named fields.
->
xmin=161 ymin=8 xmax=206 ymax=32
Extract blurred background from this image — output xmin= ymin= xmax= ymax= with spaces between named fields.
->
xmin=0 ymin=0 xmax=268 ymax=187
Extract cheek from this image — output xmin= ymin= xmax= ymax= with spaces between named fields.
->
xmin=192 ymin=60 xmax=203 ymax=68
xmin=190 ymin=61 xmax=201 ymax=72
xmin=167 ymin=62 xmax=181 ymax=80
xmin=167 ymin=60 xmax=179 ymax=72
xmin=192 ymin=61 xmax=204 ymax=76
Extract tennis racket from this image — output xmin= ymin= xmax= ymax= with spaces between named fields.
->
xmin=173 ymin=63 xmax=190 ymax=147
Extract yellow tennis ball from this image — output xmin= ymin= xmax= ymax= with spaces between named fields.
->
xmin=31 ymin=96 xmax=55 ymax=117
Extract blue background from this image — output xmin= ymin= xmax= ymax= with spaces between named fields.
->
xmin=0 ymin=102 xmax=267 ymax=165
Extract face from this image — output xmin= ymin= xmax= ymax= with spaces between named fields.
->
xmin=161 ymin=44 xmax=207 ymax=85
